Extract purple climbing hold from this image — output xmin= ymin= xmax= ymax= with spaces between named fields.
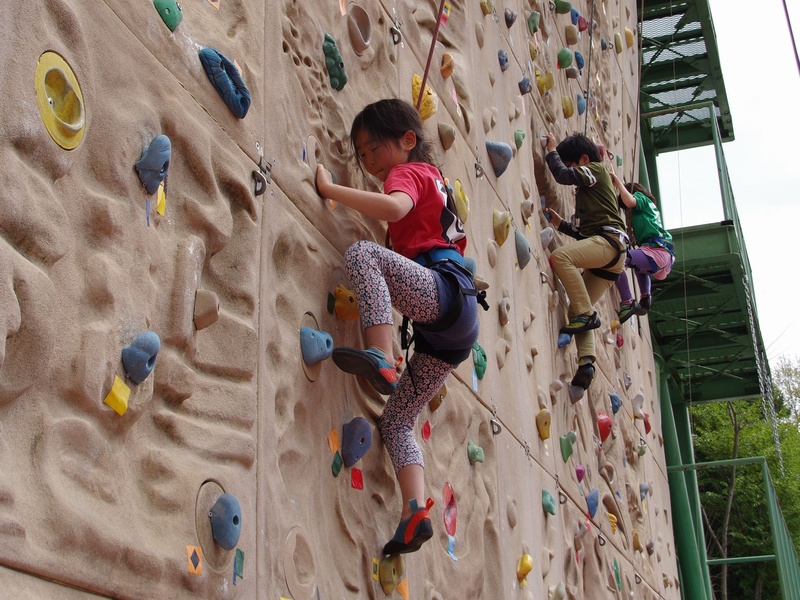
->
xmin=576 ymin=464 xmax=586 ymax=482
xmin=199 ymin=47 xmax=252 ymax=119
xmin=342 ymin=416 xmax=373 ymax=468
xmin=518 ymin=76 xmax=532 ymax=95
xmin=498 ymin=50 xmax=510 ymax=72
xmin=557 ymin=332 xmax=572 ymax=348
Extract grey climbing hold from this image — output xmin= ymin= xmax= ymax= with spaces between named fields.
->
xmin=515 ymin=230 xmax=531 ymax=270
xmin=121 ymin=331 xmax=161 ymax=385
xmin=342 ymin=416 xmax=372 ymax=467
xmin=209 ymin=493 xmax=242 ymax=551
xmin=485 ymin=141 xmax=513 ymax=177
xmin=498 ymin=50 xmax=509 ymax=72
xmin=135 ymin=135 xmax=171 ymax=195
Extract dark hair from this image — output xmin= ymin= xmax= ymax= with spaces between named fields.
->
xmin=625 ymin=182 xmax=658 ymax=204
xmin=350 ymin=99 xmax=434 ymax=166
xmin=556 ymin=133 xmax=601 ymax=163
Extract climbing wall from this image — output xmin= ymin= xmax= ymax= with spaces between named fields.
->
xmin=0 ymin=0 xmax=681 ymax=598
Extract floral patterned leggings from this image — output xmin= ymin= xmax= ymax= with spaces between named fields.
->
xmin=344 ymin=240 xmax=452 ymax=474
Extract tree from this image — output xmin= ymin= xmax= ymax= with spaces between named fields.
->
xmin=690 ymin=355 xmax=800 ymax=600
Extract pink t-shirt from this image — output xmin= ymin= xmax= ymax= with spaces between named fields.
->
xmin=384 ymin=162 xmax=467 ymax=259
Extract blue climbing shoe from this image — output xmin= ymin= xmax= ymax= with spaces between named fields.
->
xmin=560 ymin=311 xmax=601 ymax=335
xmin=332 ymin=347 xmax=397 ymax=395
xmin=617 ymin=301 xmax=640 ymax=324
xmin=382 ymin=498 xmax=434 ymax=555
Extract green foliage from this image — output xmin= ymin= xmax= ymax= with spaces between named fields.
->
xmin=690 ymin=355 xmax=800 ymax=599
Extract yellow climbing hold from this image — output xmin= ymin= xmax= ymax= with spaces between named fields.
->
xmin=480 ymin=0 xmax=494 ymax=16
xmin=453 ymin=179 xmax=470 ymax=223
xmin=562 ymin=95 xmax=575 ymax=119
xmin=412 ymin=74 xmax=438 ymax=121
xmin=333 ymin=284 xmax=359 ymax=321
xmin=608 ymin=512 xmax=618 ymax=533
xmin=615 ymin=32 xmax=623 ymax=54
xmin=492 ymin=210 xmax=512 ymax=246
xmin=536 ymin=408 xmax=551 ymax=440
xmin=104 ymin=375 xmax=131 ymax=416
xmin=156 ymin=181 xmax=167 ymax=216
xmin=35 ymin=51 xmax=86 ymax=150
xmin=379 ymin=554 xmax=406 ymax=595
xmin=528 ymin=39 xmax=538 ymax=61
xmin=516 ymin=553 xmax=533 ymax=581
xmin=625 ymin=26 xmax=635 ymax=49
xmin=536 ymin=69 xmax=555 ymax=96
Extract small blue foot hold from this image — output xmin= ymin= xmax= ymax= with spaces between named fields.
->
xmin=199 ymin=48 xmax=252 ymax=119
xmin=209 ymin=493 xmax=242 ymax=551
xmin=485 ymin=141 xmax=513 ymax=177
xmin=299 ymin=326 xmax=333 ymax=365
xmin=341 ymin=416 xmax=373 ymax=467
xmin=518 ymin=76 xmax=532 ymax=94
xmin=568 ymin=384 xmax=585 ymax=403
xmin=498 ymin=50 xmax=509 ymax=71
xmin=586 ymin=487 xmax=599 ymax=518
xmin=135 ymin=135 xmax=171 ymax=195
xmin=557 ymin=332 xmax=572 ymax=348
xmin=609 ymin=392 xmax=622 ymax=414
xmin=121 ymin=331 xmax=161 ymax=384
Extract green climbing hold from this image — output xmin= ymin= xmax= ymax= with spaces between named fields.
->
xmin=542 ymin=489 xmax=557 ymax=515
xmin=616 ymin=154 xmax=623 ymax=167
xmin=154 ymin=0 xmax=183 ymax=32
xmin=613 ymin=558 xmax=622 ymax=590
xmin=472 ymin=342 xmax=487 ymax=379
xmin=323 ymin=33 xmax=348 ymax=91
xmin=553 ymin=0 xmax=572 ymax=15
xmin=527 ymin=11 xmax=541 ymax=35
xmin=557 ymin=48 xmax=573 ymax=69
xmin=560 ymin=431 xmax=577 ymax=462
xmin=467 ymin=440 xmax=485 ymax=464
xmin=514 ymin=129 xmax=525 ymax=150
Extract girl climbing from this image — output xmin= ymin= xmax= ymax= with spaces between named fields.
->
xmin=610 ymin=172 xmax=675 ymax=322
xmin=315 ymin=99 xmax=484 ymax=556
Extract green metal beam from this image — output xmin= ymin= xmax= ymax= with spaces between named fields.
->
xmin=706 ymin=555 xmax=776 ymax=566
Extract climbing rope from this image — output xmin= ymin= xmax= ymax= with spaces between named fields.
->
xmin=781 ymin=0 xmax=800 ymax=76
xmin=582 ymin=0 xmax=595 ymax=135
xmin=415 ymin=0 xmax=449 ymax=112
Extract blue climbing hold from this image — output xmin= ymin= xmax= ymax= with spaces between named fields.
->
xmin=586 ymin=487 xmax=599 ymax=518
xmin=576 ymin=93 xmax=586 ymax=116
xmin=121 ymin=331 xmax=161 ymax=385
xmin=300 ymin=326 xmax=333 ymax=365
xmin=498 ymin=50 xmax=510 ymax=72
xmin=209 ymin=493 xmax=242 ymax=551
xmin=485 ymin=141 xmax=513 ymax=177
xmin=557 ymin=332 xmax=572 ymax=348
xmin=199 ymin=48 xmax=252 ymax=119
xmin=609 ymin=392 xmax=622 ymax=414
xmin=135 ymin=135 xmax=170 ymax=195
xmin=575 ymin=51 xmax=585 ymax=70
xmin=639 ymin=482 xmax=651 ymax=501
xmin=570 ymin=7 xmax=580 ymax=25
xmin=518 ymin=76 xmax=532 ymax=95
xmin=342 ymin=416 xmax=373 ymax=467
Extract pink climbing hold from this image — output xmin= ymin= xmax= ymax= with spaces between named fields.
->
xmin=422 ymin=420 xmax=431 ymax=443
xmin=443 ymin=482 xmax=457 ymax=536
xmin=616 ymin=332 xmax=624 ymax=348
xmin=576 ymin=464 xmax=586 ymax=482
xmin=643 ymin=413 xmax=652 ymax=434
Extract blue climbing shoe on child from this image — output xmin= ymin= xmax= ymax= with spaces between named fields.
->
xmin=382 ymin=498 xmax=435 ymax=555
xmin=617 ymin=300 xmax=640 ymax=324
xmin=332 ymin=347 xmax=398 ymax=395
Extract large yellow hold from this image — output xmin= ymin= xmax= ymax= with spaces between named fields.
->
xmin=412 ymin=74 xmax=438 ymax=120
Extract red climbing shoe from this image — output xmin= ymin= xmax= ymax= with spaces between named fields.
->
xmin=332 ymin=347 xmax=398 ymax=395
xmin=382 ymin=498 xmax=435 ymax=555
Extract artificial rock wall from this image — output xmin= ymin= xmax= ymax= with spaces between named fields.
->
xmin=0 ymin=0 xmax=681 ymax=598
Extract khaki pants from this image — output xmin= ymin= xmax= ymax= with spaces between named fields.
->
xmin=550 ymin=235 xmax=625 ymax=361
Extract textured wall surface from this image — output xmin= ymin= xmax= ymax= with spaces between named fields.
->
xmin=0 ymin=0 xmax=680 ymax=597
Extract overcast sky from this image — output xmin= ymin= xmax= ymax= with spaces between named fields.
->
xmin=654 ymin=0 xmax=800 ymax=369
